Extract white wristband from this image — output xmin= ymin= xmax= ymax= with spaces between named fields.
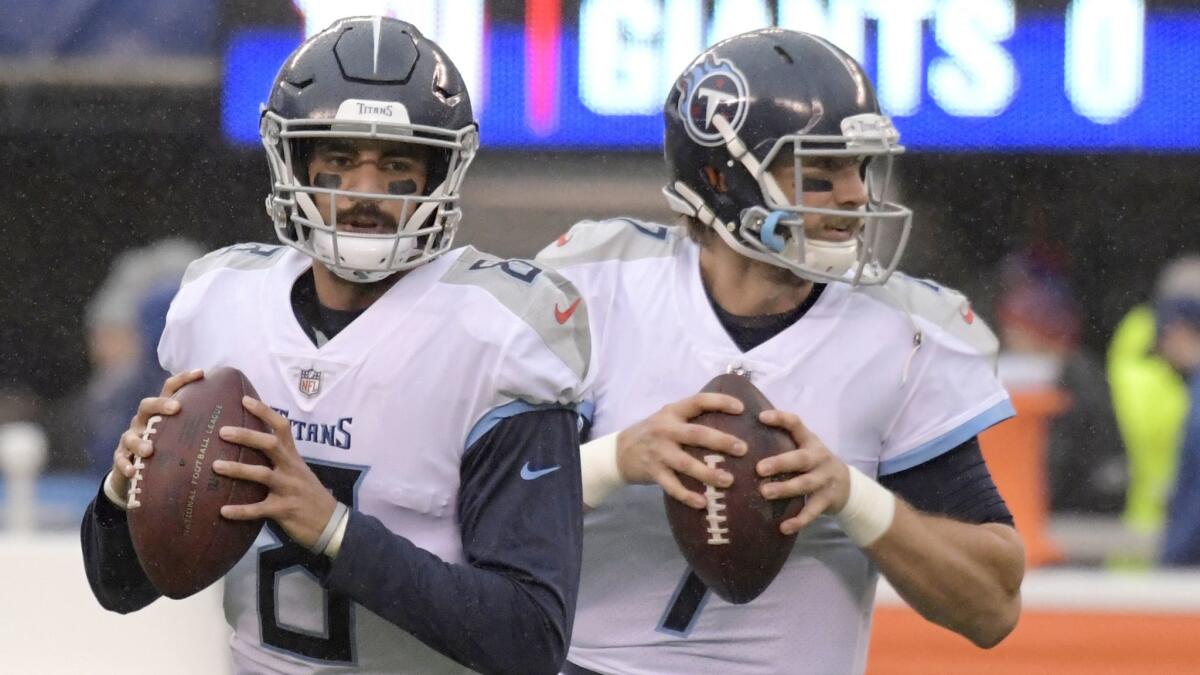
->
xmin=102 ymin=470 xmax=129 ymax=511
xmin=322 ymin=505 xmax=352 ymax=559
xmin=580 ymin=432 xmax=624 ymax=508
xmin=311 ymin=502 xmax=349 ymax=555
xmin=833 ymin=466 xmax=896 ymax=548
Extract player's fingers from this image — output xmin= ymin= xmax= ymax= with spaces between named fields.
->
xmin=120 ymin=429 xmax=155 ymax=460
xmin=655 ymin=469 xmax=707 ymax=510
xmin=212 ymin=460 xmax=274 ymax=487
xmin=218 ymin=425 xmax=282 ymax=461
xmin=760 ymin=471 xmax=822 ymax=500
xmin=114 ymin=449 xmax=136 ymax=479
xmin=242 ymin=396 xmax=291 ymax=439
xmin=781 ymin=490 xmax=831 ymax=535
xmin=160 ymin=368 xmax=204 ymax=398
xmin=662 ymin=449 xmax=734 ymax=489
xmin=220 ymin=501 xmax=268 ymax=521
xmin=756 ymin=447 xmax=819 ymax=477
xmin=670 ymin=393 xmax=744 ymax=420
xmin=135 ymin=396 xmax=181 ymax=422
xmin=671 ymin=423 xmax=747 ymax=457
xmin=759 ymin=409 xmax=814 ymax=448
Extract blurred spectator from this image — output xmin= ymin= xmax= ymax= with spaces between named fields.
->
xmin=995 ymin=250 xmax=1126 ymax=514
xmin=1156 ymin=256 xmax=1200 ymax=565
xmin=49 ymin=238 xmax=202 ymax=474
xmin=1109 ymin=306 xmax=1188 ymax=535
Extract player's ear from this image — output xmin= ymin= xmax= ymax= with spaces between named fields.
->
xmin=702 ymin=165 xmax=728 ymax=193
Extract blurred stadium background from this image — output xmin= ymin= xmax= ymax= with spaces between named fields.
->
xmin=2 ymin=0 xmax=1199 ymax=672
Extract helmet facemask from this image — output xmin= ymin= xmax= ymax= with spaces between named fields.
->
xmin=261 ymin=107 xmax=478 ymax=283
xmin=667 ymin=112 xmax=913 ymax=287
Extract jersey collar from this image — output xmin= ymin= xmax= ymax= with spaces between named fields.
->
xmin=672 ymin=239 xmax=849 ymax=380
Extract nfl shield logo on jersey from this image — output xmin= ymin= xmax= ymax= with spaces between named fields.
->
xmin=298 ymin=367 xmax=322 ymax=397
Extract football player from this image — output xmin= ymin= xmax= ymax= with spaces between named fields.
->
xmin=537 ymin=29 xmax=1024 ymax=674
xmin=81 ymin=17 xmax=589 ymax=674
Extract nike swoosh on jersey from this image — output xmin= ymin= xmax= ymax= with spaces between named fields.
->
xmin=555 ymin=298 xmax=582 ymax=324
xmin=521 ymin=462 xmax=561 ymax=480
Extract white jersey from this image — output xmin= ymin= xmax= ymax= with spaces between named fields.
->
xmin=536 ymin=220 xmax=1012 ymax=675
xmin=159 ymin=244 xmax=589 ymax=674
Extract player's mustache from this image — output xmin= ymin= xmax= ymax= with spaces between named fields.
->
xmin=336 ymin=203 xmax=400 ymax=231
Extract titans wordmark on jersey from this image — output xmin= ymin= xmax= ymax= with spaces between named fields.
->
xmin=536 ymin=220 xmax=1013 ymax=675
xmin=159 ymin=243 xmax=589 ymax=674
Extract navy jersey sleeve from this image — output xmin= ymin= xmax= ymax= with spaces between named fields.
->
xmin=323 ymin=407 xmax=583 ymax=675
xmin=879 ymin=436 xmax=1015 ymax=526
xmin=79 ymin=482 xmax=161 ymax=613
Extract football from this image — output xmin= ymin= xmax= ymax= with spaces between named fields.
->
xmin=126 ymin=367 xmax=271 ymax=599
xmin=664 ymin=373 xmax=805 ymax=604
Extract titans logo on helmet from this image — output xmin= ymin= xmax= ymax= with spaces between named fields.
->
xmin=678 ymin=55 xmax=750 ymax=147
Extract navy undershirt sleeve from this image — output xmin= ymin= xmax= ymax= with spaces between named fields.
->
xmin=880 ymin=436 xmax=1015 ymax=526
xmin=79 ymin=482 xmax=160 ymax=613
xmin=323 ymin=407 xmax=583 ymax=675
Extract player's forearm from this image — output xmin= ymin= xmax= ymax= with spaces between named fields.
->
xmin=325 ymin=511 xmax=570 ymax=675
xmin=80 ymin=484 xmax=161 ymax=613
xmin=866 ymin=500 xmax=1024 ymax=648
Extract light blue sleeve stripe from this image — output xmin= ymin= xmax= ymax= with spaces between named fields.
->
xmin=577 ymin=400 xmax=596 ymax=426
xmin=878 ymin=399 xmax=1017 ymax=476
xmin=465 ymin=399 xmax=579 ymax=451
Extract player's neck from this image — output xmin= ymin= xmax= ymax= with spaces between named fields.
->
xmin=311 ymin=263 xmax=404 ymax=311
xmin=699 ymin=240 xmax=813 ymax=317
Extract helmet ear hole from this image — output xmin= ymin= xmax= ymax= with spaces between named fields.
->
xmin=702 ymin=166 xmax=728 ymax=193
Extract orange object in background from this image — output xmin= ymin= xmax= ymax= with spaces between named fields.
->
xmin=868 ymin=604 xmax=1200 ymax=675
xmin=978 ymin=389 xmax=1069 ymax=567
xmin=867 ymin=570 xmax=1200 ymax=674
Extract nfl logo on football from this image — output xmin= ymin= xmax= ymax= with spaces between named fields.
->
xmin=298 ymin=367 xmax=322 ymax=397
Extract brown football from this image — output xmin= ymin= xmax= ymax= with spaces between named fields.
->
xmin=126 ymin=367 xmax=271 ymax=599
xmin=664 ymin=373 xmax=805 ymax=604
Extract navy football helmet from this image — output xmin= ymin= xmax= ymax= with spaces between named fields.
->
xmin=663 ymin=28 xmax=911 ymax=285
xmin=261 ymin=16 xmax=479 ymax=282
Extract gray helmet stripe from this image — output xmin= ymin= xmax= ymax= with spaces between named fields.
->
xmin=372 ymin=16 xmax=383 ymax=74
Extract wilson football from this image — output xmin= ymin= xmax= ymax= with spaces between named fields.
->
xmin=664 ymin=373 xmax=805 ymax=604
xmin=126 ymin=367 xmax=271 ymax=599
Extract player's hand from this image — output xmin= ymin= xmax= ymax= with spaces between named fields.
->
xmin=212 ymin=396 xmax=337 ymax=550
xmin=617 ymin=393 xmax=748 ymax=509
xmin=109 ymin=369 xmax=205 ymax=499
xmin=756 ymin=409 xmax=851 ymax=535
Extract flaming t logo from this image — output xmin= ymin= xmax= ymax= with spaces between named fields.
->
xmin=678 ymin=55 xmax=750 ymax=147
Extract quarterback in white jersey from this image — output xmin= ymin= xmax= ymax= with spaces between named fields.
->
xmin=537 ymin=30 xmax=1024 ymax=674
xmin=82 ymin=17 xmax=588 ymax=675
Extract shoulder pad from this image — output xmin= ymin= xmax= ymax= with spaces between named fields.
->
xmin=181 ymin=243 xmax=286 ymax=286
xmin=860 ymin=274 xmax=999 ymax=363
xmin=439 ymin=248 xmax=590 ymax=381
xmin=535 ymin=218 xmax=683 ymax=268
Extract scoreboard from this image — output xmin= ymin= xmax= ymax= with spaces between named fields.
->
xmin=223 ymin=0 xmax=1199 ymax=151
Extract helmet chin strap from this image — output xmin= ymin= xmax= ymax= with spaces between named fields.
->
xmin=787 ymin=236 xmax=858 ymax=277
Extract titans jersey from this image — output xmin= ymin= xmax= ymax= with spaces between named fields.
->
xmin=158 ymin=244 xmax=588 ymax=674
xmin=536 ymin=220 xmax=1013 ymax=675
